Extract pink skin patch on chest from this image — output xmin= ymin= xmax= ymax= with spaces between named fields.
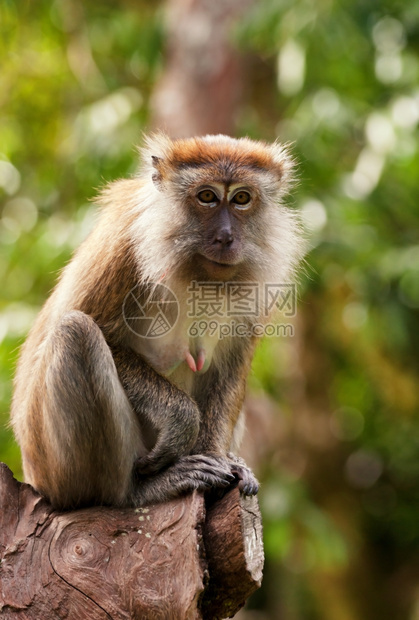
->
xmin=185 ymin=349 xmax=206 ymax=373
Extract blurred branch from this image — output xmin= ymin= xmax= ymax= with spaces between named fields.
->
xmin=151 ymin=0 xmax=254 ymax=137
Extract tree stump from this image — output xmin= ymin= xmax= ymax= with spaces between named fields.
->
xmin=0 ymin=463 xmax=263 ymax=619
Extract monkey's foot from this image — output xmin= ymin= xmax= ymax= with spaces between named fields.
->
xmin=229 ymin=463 xmax=259 ymax=496
xmin=226 ymin=453 xmax=259 ymax=496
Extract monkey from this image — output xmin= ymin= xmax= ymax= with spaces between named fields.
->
xmin=10 ymin=133 xmax=303 ymax=510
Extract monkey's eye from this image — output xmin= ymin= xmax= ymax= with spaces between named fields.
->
xmin=232 ymin=191 xmax=251 ymax=208
xmin=197 ymin=189 xmax=217 ymax=204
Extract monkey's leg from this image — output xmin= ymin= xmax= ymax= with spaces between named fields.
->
xmin=30 ymin=310 xmax=141 ymax=509
xmin=110 ymin=346 xmax=217 ymax=473
xmin=107 ymin=345 xmax=236 ymax=500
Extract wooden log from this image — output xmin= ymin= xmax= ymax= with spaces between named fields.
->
xmin=0 ymin=463 xmax=263 ymax=619
xmin=201 ymin=491 xmax=264 ymax=620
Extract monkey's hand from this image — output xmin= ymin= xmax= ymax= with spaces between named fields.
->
xmin=227 ymin=453 xmax=259 ymax=496
xmin=133 ymin=455 xmax=236 ymax=506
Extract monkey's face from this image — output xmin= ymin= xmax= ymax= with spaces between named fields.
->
xmin=173 ymin=166 xmax=278 ymax=282
xmin=139 ymin=134 xmax=302 ymax=286
xmin=188 ymin=180 xmax=256 ymax=280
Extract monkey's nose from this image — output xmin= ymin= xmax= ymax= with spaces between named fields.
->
xmin=214 ymin=229 xmax=234 ymax=247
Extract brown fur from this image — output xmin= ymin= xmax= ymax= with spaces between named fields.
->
xmin=152 ymin=135 xmax=289 ymax=182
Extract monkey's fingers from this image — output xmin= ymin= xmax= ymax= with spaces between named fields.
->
xmin=226 ymin=453 xmax=259 ymax=496
xmin=171 ymin=455 xmax=236 ymax=490
xmin=133 ymin=457 xmax=236 ymax=506
xmin=230 ymin=465 xmax=259 ymax=496
xmin=135 ymin=454 xmax=235 ymax=486
xmin=173 ymin=454 xmax=236 ymax=482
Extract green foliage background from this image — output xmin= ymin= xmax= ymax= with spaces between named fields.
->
xmin=1 ymin=1 xmax=419 ymax=618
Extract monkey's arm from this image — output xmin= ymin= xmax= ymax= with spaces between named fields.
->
xmin=192 ymin=339 xmax=259 ymax=495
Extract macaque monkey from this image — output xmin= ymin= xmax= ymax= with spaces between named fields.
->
xmin=11 ymin=133 xmax=303 ymax=509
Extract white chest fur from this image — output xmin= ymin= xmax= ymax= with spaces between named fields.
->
xmin=128 ymin=304 xmax=222 ymax=393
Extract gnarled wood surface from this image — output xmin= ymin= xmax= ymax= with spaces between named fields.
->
xmin=0 ymin=463 xmax=263 ymax=619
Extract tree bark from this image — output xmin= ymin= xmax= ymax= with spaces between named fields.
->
xmin=0 ymin=463 xmax=263 ymax=620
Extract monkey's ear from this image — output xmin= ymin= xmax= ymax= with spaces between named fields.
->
xmin=138 ymin=132 xmax=173 ymax=186
xmin=151 ymin=155 xmax=163 ymax=187
xmin=269 ymin=142 xmax=295 ymax=191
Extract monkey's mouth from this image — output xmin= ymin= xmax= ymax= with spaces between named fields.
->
xmin=204 ymin=257 xmax=237 ymax=268
xmin=198 ymin=254 xmax=240 ymax=280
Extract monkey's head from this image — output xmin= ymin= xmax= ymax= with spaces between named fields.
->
xmin=134 ymin=133 xmax=304 ymax=288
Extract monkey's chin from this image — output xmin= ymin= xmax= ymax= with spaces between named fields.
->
xmin=199 ymin=256 xmax=240 ymax=281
